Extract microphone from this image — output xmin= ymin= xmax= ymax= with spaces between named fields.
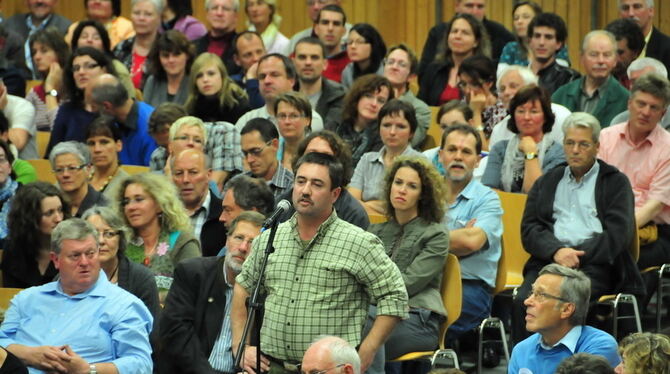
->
xmin=262 ymin=199 xmax=292 ymax=228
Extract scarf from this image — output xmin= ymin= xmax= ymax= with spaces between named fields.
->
xmin=0 ymin=177 xmax=19 ymax=239
xmin=500 ymin=135 xmax=552 ymax=192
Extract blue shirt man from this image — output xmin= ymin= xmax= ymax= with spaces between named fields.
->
xmin=439 ymin=124 xmax=503 ymax=342
xmin=0 ymin=218 xmax=153 ymax=374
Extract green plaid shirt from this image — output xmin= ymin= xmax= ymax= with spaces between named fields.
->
xmin=236 ymin=210 xmax=408 ymax=362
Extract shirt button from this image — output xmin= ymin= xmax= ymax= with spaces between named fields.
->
xmin=208 ymin=297 xmax=214 ymax=303
xmin=287 ymin=322 xmax=291 ymax=326
xmin=295 ymin=277 xmax=299 ymax=281
xmin=290 ymin=300 xmax=294 ymax=303
xmin=287 ymin=345 xmax=290 ymax=349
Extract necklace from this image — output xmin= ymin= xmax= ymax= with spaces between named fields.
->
xmin=90 ymin=164 xmax=119 ymax=192
xmin=108 ymin=262 xmax=119 ymax=283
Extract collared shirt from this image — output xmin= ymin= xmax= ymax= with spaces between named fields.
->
xmin=236 ymin=210 xmax=408 ymax=362
xmin=208 ymin=265 xmax=235 ymax=372
xmin=234 ymin=106 xmax=324 ymax=132
xmin=599 ymin=122 xmax=670 ymax=224
xmin=149 ymin=121 xmax=244 ymax=173
xmin=350 ymin=146 xmax=426 ymax=202
xmin=445 ymin=178 xmax=503 ymax=288
xmin=24 ymin=14 xmax=53 ymax=78
xmin=539 ymin=325 xmax=581 ymax=352
xmin=552 ymin=161 xmax=602 ymax=246
xmin=243 ymin=163 xmax=294 ymax=201
xmin=0 ymin=271 xmax=153 ymax=374
xmin=579 ymin=78 xmax=608 ymax=114
xmin=189 ymin=190 xmax=211 ymax=240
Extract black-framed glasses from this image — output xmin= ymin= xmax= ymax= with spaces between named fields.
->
xmin=527 ymin=289 xmax=570 ymax=303
xmin=53 ymin=164 xmax=87 ymax=174
xmin=299 ymin=363 xmax=345 ymax=374
xmin=242 ymin=141 xmax=272 ymax=157
xmin=98 ymin=230 xmax=120 ymax=239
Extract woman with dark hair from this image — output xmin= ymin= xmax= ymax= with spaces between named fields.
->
xmin=1 ymin=182 xmax=70 ymax=288
xmin=482 ymin=85 xmax=565 ymax=193
xmin=418 ymin=13 xmax=491 ymax=106
xmin=45 ymin=47 xmax=117 ymax=157
xmin=26 ymin=28 xmax=70 ymax=131
xmin=114 ymin=0 xmax=162 ymax=88
xmin=70 ymin=20 xmax=136 ymax=100
xmin=366 ymin=156 xmax=449 ymax=370
xmin=0 ymin=140 xmax=19 ymax=246
xmin=85 ymin=115 xmax=129 ymax=197
xmin=341 ymin=23 xmax=387 ymax=89
xmin=66 ymin=0 xmax=134 ymax=49
xmin=161 ymin=0 xmax=207 ymax=41
xmin=184 ymin=53 xmax=250 ymax=123
xmin=245 ymin=0 xmax=289 ymax=55
xmin=83 ymin=206 xmax=159 ymax=317
xmin=335 ymin=74 xmax=393 ymax=166
xmin=143 ymin=30 xmax=196 ymax=107
xmin=349 ymin=99 xmax=425 ymax=214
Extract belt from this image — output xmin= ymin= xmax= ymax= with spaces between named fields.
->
xmin=266 ymin=354 xmax=300 ymax=372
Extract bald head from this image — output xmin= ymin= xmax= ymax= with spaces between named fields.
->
xmin=172 ymin=149 xmax=212 ymax=210
xmin=301 ymin=336 xmax=360 ymax=374
xmin=90 ymin=73 xmax=129 ymax=112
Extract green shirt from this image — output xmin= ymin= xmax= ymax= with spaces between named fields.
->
xmin=236 ymin=210 xmax=408 ymax=362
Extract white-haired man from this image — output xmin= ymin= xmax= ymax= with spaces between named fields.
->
xmin=618 ymin=0 xmax=670 ymax=73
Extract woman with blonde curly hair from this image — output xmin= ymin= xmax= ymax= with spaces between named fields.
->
xmin=365 ymin=156 xmax=450 ymax=371
xmin=615 ymin=332 xmax=670 ymax=374
xmin=184 ymin=52 xmax=250 ymax=123
xmin=112 ymin=172 xmax=200 ymax=299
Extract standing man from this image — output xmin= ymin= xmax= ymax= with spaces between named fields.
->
xmin=605 ymin=18 xmax=646 ymax=90
xmin=171 ymin=149 xmax=227 ymax=257
xmin=158 ymin=212 xmax=265 ymax=374
xmin=232 ymin=152 xmax=408 ymax=373
xmin=439 ymin=124 xmax=503 ymax=346
xmin=312 ymin=4 xmax=350 ymax=83
xmin=619 ymin=0 xmax=670 ymax=73
xmin=509 ymin=264 xmax=620 ymax=374
xmin=527 ymin=13 xmax=580 ymax=95
xmin=293 ymin=37 xmax=345 ymax=130
xmin=195 ymin=0 xmax=241 ymax=76
xmin=552 ymin=30 xmax=629 ymax=127
xmin=418 ymin=0 xmax=514 ymax=77
xmin=235 ymin=54 xmax=324 ymax=131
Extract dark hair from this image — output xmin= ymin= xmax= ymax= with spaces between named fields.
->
xmin=0 ymin=140 xmax=16 ymax=181
xmin=437 ymin=13 xmax=491 ymax=63
xmin=295 ymin=36 xmax=326 ymax=58
xmin=317 ymin=4 xmax=347 ymax=25
xmin=233 ymin=30 xmax=264 ymax=56
xmin=70 ymin=20 xmax=112 ymax=55
xmin=7 ymin=182 xmax=72 ymax=259
xmin=166 ymin=0 xmax=193 ymax=18
xmin=527 ymin=12 xmax=568 ymax=44
xmin=149 ymin=102 xmax=188 ymax=134
xmin=147 ymin=30 xmax=196 ymax=80
xmin=91 ymin=76 xmax=128 ymax=107
xmin=378 ymin=99 xmax=418 ymax=135
xmin=294 ymin=130 xmax=353 ymax=185
xmin=85 ymin=0 xmax=121 ymax=17
xmin=258 ymin=53 xmax=297 ymax=80
xmin=85 ymin=114 xmax=123 ymax=142
xmin=240 ymin=118 xmax=279 ymax=142
xmin=441 ymin=123 xmax=483 ymax=154
xmin=437 ymin=100 xmax=473 ymax=124
xmin=29 ymin=27 xmax=70 ymax=76
xmin=605 ymin=18 xmax=646 ymax=55
xmin=348 ymin=23 xmax=386 ymax=79
xmin=341 ymin=74 xmax=394 ymax=125
xmin=64 ymin=47 xmax=117 ymax=107
xmin=555 ymin=353 xmax=615 ymax=374
xmin=458 ymin=55 xmax=497 ymax=92
xmin=224 ymin=174 xmax=274 ymax=216
xmin=0 ymin=111 xmax=8 ymax=134
xmin=294 ymin=152 xmax=345 ymax=190
xmin=507 ymin=85 xmax=555 ymax=134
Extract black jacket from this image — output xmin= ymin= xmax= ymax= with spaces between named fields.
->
xmin=313 ymin=78 xmax=345 ymax=130
xmin=521 ymin=160 xmax=645 ymax=298
xmin=537 ymin=60 xmax=581 ymax=95
xmin=646 ymin=27 xmax=670 ymax=74
xmin=418 ymin=59 xmax=454 ymax=106
xmin=200 ymin=191 xmax=227 ymax=257
xmin=194 ymin=31 xmax=241 ymax=77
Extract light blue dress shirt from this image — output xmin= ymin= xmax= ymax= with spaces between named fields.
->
xmin=0 ymin=272 xmax=154 ymax=374
xmin=445 ymin=179 xmax=503 ymax=288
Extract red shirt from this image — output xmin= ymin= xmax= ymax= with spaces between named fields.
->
xmin=131 ymin=52 xmax=147 ymax=89
xmin=324 ymin=50 xmax=350 ymax=83
xmin=439 ymin=84 xmax=460 ymax=105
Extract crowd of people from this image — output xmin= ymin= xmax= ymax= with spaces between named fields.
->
xmin=0 ymin=0 xmax=668 ymax=373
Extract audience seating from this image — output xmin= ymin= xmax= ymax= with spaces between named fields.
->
xmin=25 ymin=80 xmax=41 ymax=95
xmin=120 ymin=165 xmax=150 ymax=175
xmin=0 ymin=288 xmax=22 ymax=311
xmin=653 ymin=263 xmax=670 ymax=332
xmin=422 ymin=106 xmax=441 ymax=151
xmin=28 ymin=159 xmax=57 ymax=184
xmin=392 ymin=253 xmax=462 ymax=369
xmin=36 ymin=131 xmax=50 ymax=159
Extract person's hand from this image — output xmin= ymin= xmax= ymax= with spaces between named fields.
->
xmin=239 ymin=346 xmax=270 ymax=374
xmin=45 ymin=62 xmax=63 ymax=93
xmin=20 ymin=345 xmax=70 ymax=372
xmin=245 ymin=62 xmax=259 ymax=80
xmin=0 ymin=82 xmax=7 ymax=111
xmin=469 ymin=90 xmax=487 ymax=113
xmin=357 ymin=345 xmax=375 ymax=373
xmin=553 ymin=247 xmax=585 ymax=268
xmin=518 ymin=136 xmax=539 ymax=155
xmin=465 ymin=218 xmax=477 ymax=228
xmin=61 ymin=346 xmax=90 ymax=374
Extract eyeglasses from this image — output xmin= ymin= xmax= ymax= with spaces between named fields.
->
xmin=72 ymin=62 xmax=100 ymax=72
xmin=65 ymin=249 xmax=98 ymax=262
xmin=299 ymin=363 xmax=345 ymax=374
xmin=563 ymin=140 xmax=594 ymax=150
xmin=384 ymin=58 xmax=409 ymax=69
xmin=98 ymin=230 xmax=119 ymax=239
xmin=527 ymin=288 xmax=569 ymax=303
xmin=242 ymin=141 xmax=272 ymax=157
xmin=346 ymin=39 xmax=368 ymax=46
xmin=53 ymin=165 xmax=87 ymax=174
xmin=277 ymin=113 xmax=305 ymax=121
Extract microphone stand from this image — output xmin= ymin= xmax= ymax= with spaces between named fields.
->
xmin=234 ymin=215 xmax=280 ymax=374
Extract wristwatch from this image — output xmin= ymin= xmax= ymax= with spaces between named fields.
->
xmin=525 ymin=152 xmax=538 ymax=160
xmin=89 ymin=364 xmax=97 ymax=374
xmin=47 ymin=89 xmax=58 ymax=97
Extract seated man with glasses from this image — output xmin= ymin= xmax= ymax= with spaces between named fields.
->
xmin=158 ymin=212 xmax=265 ymax=374
xmin=49 ymin=141 xmax=108 ymax=218
xmin=509 ymin=264 xmax=620 ymax=374
xmin=512 ymin=112 xmax=644 ymax=344
xmin=240 ymin=118 xmax=294 ymax=202
xmin=0 ymin=218 xmax=153 ymax=374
